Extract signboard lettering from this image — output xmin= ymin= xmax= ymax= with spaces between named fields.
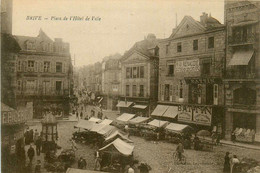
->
xmin=178 ymin=105 xmax=212 ymax=126
xmin=176 ymin=59 xmax=200 ymax=73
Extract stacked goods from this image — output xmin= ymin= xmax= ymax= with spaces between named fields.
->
xmin=233 ymin=128 xmax=255 ymax=142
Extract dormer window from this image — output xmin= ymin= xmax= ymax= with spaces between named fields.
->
xmin=27 ymin=42 xmax=34 ymax=50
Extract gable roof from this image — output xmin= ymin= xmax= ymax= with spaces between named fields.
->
xmin=121 ymin=35 xmax=160 ymax=61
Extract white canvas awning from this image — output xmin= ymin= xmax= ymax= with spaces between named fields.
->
xmin=105 ymin=131 xmax=133 ymax=143
xmin=229 ymin=50 xmax=254 ymax=66
xmin=90 ymin=124 xmax=107 ymax=132
xmin=132 ymin=105 xmax=147 ymax=109
xmin=163 ymin=106 xmax=178 ymax=119
xmin=151 ymin=105 xmax=168 ymax=116
xmin=97 ymin=125 xmax=117 ymax=137
xmin=75 ymin=120 xmax=95 ymax=130
xmin=99 ymin=138 xmax=134 ymax=156
xmin=100 ymin=119 xmax=113 ymax=125
xmin=128 ymin=116 xmax=150 ymax=124
xmin=116 ymin=101 xmax=133 ymax=108
xmin=116 ymin=113 xmax=135 ymax=122
xmin=148 ymin=119 xmax=168 ymax=128
xmin=165 ymin=123 xmax=192 ymax=133
xmin=89 ymin=117 xmax=102 ymax=123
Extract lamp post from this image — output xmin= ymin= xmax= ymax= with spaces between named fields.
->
xmin=41 ymin=113 xmax=58 ymax=153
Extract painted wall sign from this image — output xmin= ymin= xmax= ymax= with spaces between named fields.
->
xmin=175 ymin=59 xmax=200 ymax=73
xmin=177 ymin=105 xmax=212 ymax=126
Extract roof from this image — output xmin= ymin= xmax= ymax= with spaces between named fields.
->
xmin=116 ymin=113 xmax=135 ymax=122
xmin=105 ymin=131 xmax=133 ymax=143
xmin=99 ymin=138 xmax=134 ymax=156
xmin=229 ymin=49 xmax=254 ymax=66
xmin=128 ymin=116 xmax=150 ymax=124
xmin=66 ymin=168 xmax=107 ymax=173
xmin=1 ymin=103 xmax=15 ymax=112
xmin=97 ymin=125 xmax=117 ymax=137
xmin=148 ymin=119 xmax=168 ymax=128
xmin=75 ymin=120 xmax=95 ymax=130
xmin=89 ymin=117 xmax=102 ymax=123
xmin=90 ymin=124 xmax=107 ymax=132
xmin=165 ymin=123 xmax=192 ymax=133
xmin=162 ymin=106 xmax=178 ymax=119
xmin=116 ymin=101 xmax=134 ymax=108
xmin=121 ymin=34 xmax=160 ymax=61
xmin=151 ymin=105 xmax=168 ymax=116
xmin=100 ymin=119 xmax=113 ymax=125
xmin=132 ymin=105 xmax=147 ymax=109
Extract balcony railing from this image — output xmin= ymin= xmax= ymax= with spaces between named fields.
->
xmin=17 ymin=89 xmax=69 ymax=97
xmin=228 ymin=33 xmax=258 ymax=45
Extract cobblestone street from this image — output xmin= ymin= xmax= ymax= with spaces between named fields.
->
xmin=26 ymin=110 xmax=260 ymax=173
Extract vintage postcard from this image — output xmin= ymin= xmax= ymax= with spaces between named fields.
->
xmin=1 ymin=0 xmax=260 ymax=172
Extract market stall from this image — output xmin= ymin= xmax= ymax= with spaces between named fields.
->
xmin=140 ymin=119 xmax=169 ymax=140
xmin=100 ymin=119 xmax=113 ymax=125
xmin=114 ymin=113 xmax=136 ymax=130
xmin=104 ymin=131 xmax=133 ymax=145
xmin=165 ymin=123 xmax=193 ymax=146
xmin=89 ymin=117 xmax=102 ymax=123
xmin=128 ymin=117 xmax=151 ymax=136
xmin=99 ymin=138 xmax=135 ymax=172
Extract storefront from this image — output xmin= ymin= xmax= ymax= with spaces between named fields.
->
xmin=177 ymin=104 xmax=224 ymax=134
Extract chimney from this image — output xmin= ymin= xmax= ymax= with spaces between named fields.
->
xmin=200 ymin=12 xmax=208 ymax=27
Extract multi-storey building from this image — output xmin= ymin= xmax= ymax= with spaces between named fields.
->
xmin=101 ymin=54 xmax=122 ymax=110
xmin=157 ymin=13 xmax=226 ymax=133
xmin=93 ymin=62 xmax=102 ymax=95
xmin=224 ymin=0 xmax=260 ymax=142
xmin=119 ymin=34 xmax=159 ymax=116
xmin=14 ymin=29 xmax=73 ymax=118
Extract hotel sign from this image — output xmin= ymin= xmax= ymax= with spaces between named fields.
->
xmin=175 ymin=59 xmax=200 ymax=73
xmin=177 ymin=105 xmax=212 ymax=126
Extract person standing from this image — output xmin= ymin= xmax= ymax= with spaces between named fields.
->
xmin=223 ymin=152 xmax=230 ymax=173
xmin=34 ymin=160 xmax=41 ymax=173
xmin=78 ymin=157 xmax=87 ymax=169
xmin=69 ymin=138 xmax=78 ymax=151
xmin=34 ymin=129 xmax=39 ymax=143
xmin=216 ymin=134 xmax=221 ymax=146
xmin=27 ymin=144 xmax=35 ymax=164
xmin=230 ymin=155 xmax=240 ymax=173
xmin=35 ymin=137 xmax=42 ymax=156
xmin=176 ymin=142 xmax=184 ymax=161
xmin=94 ymin=150 xmax=101 ymax=171
xmin=76 ymin=111 xmax=79 ymax=119
xmin=80 ymin=112 xmax=83 ymax=119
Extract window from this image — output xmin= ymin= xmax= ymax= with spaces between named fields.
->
xmin=28 ymin=61 xmax=34 ymax=72
xmin=177 ymin=42 xmax=182 ymax=52
xmin=166 ymin=45 xmax=169 ymax=54
xmin=193 ymin=40 xmax=198 ymax=50
xmin=179 ymin=81 xmax=183 ymax=99
xmin=202 ymin=62 xmax=210 ymax=75
xmin=168 ymin=65 xmax=174 ymax=76
xmin=56 ymin=81 xmax=62 ymax=91
xmin=56 ymin=62 xmax=62 ymax=73
xmin=137 ymin=67 xmax=140 ymax=78
xmin=140 ymin=66 xmax=144 ymax=78
xmin=126 ymin=67 xmax=131 ymax=78
xmin=208 ymin=37 xmax=214 ymax=48
xmin=26 ymin=80 xmax=36 ymax=94
xmin=133 ymin=67 xmax=137 ymax=78
xmin=17 ymin=81 xmax=22 ymax=91
xmin=139 ymin=85 xmax=144 ymax=97
xmin=213 ymin=84 xmax=218 ymax=105
xmin=132 ymin=85 xmax=137 ymax=96
xmin=43 ymin=81 xmax=51 ymax=95
xmin=17 ymin=61 xmax=22 ymax=72
xmin=44 ymin=61 xmax=50 ymax=72
xmin=126 ymin=85 xmax=130 ymax=96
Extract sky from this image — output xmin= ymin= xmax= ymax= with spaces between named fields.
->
xmin=12 ymin=0 xmax=224 ymax=67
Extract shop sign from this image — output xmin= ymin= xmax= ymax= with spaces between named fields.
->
xmin=177 ymin=105 xmax=212 ymax=126
xmin=175 ymin=59 xmax=200 ymax=73
xmin=1 ymin=111 xmax=24 ymax=124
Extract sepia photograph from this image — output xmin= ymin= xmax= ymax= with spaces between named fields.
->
xmin=1 ymin=0 xmax=260 ymax=172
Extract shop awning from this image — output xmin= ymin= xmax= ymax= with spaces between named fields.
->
xmin=148 ymin=119 xmax=168 ymax=128
xmin=90 ymin=124 xmax=107 ymax=132
xmin=132 ymin=105 xmax=147 ymax=109
xmin=151 ymin=105 xmax=169 ymax=116
xmin=116 ymin=101 xmax=133 ymax=108
xmin=100 ymin=119 xmax=113 ymax=125
xmin=128 ymin=116 xmax=150 ymax=124
xmin=116 ymin=113 xmax=135 ymax=122
xmin=105 ymin=131 xmax=133 ymax=143
xmin=165 ymin=123 xmax=192 ymax=133
xmin=66 ymin=168 xmax=107 ymax=173
xmin=75 ymin=120 xmax=95 ymax=130
xmin=99 ymin=138 xmax=134 ymax=156
xmin=228 ymin=50 xmax=254 ymax=66
xmin=1 ymin=102 xmax=15 ymax=112
xmin=89 ymin=117 xmax=102 ymax=123
xmin=163 ymin=106 xmax=178 ymax=119
xmin=97 ymin=125 xmax=117 ymax=137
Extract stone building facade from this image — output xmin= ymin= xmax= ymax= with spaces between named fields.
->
xmin=101 ymin=54 xmax=122 ymax=110
xmin=157 ymin=14 xmax=226 ymax=133
xmin=14 ymin=30 xmax=73 ymax=118
xmin=224 ymin=0 xmax=260 ymax=142
xmin=119 ymin=34 xmax=159 ymax=116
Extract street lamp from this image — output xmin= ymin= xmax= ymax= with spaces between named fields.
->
xmin=41 ymin=113 xmax=58 ymax=153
